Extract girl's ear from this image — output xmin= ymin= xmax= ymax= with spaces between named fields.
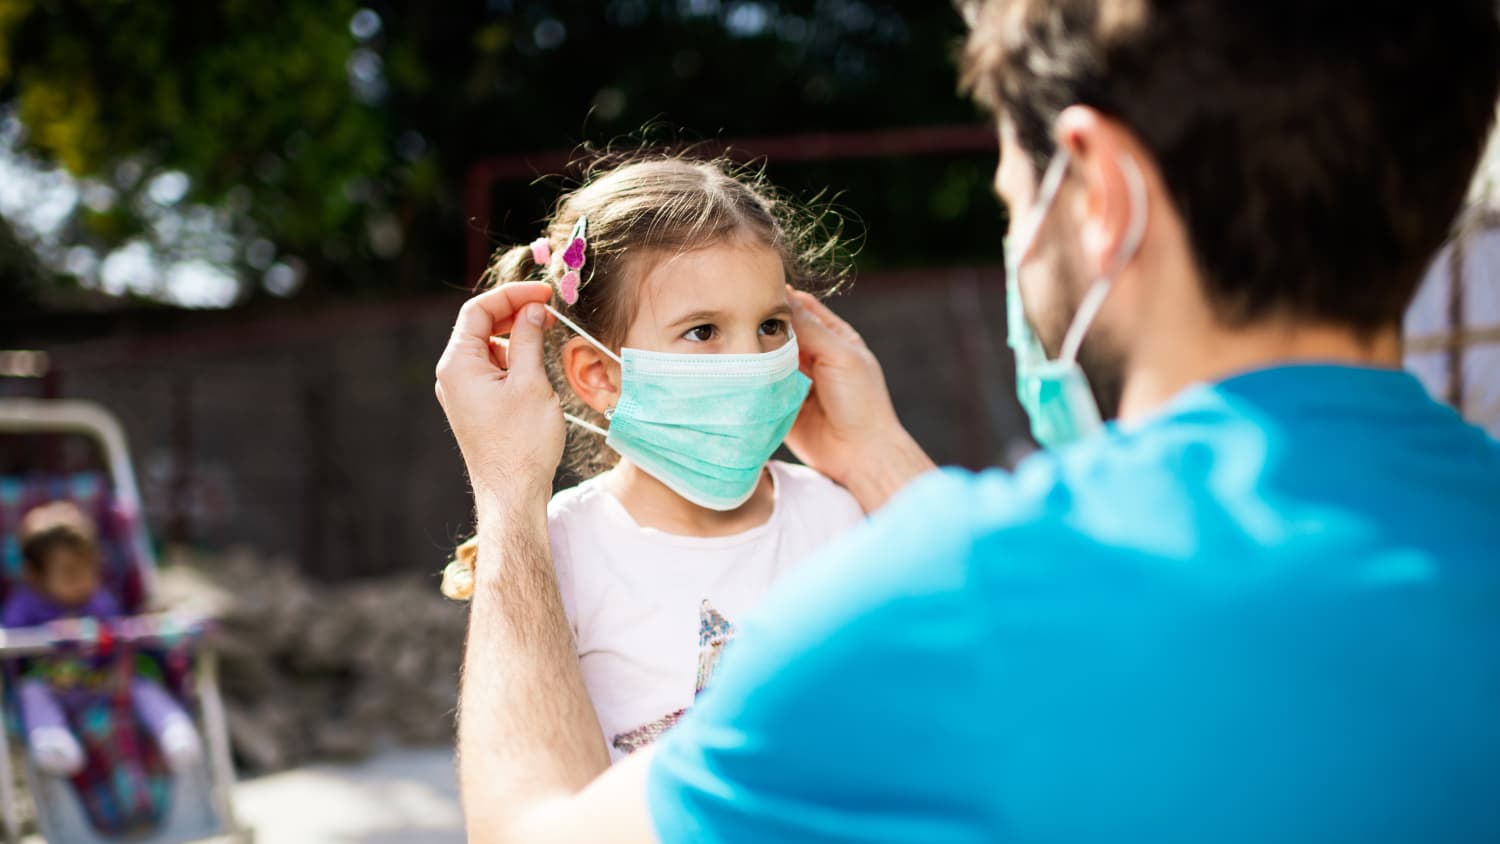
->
xmin=562 ymin=336 xmax=621 ymax=415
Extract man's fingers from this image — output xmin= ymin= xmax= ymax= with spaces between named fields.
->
xmin=438 ymin=282 xmax=553 ymax=385
xmin=489 ymin=335 xmax=511 ymax=370
xmin=449 ymin=282 xmax=555 ymax=354
xmin=789 ymin=288 xmax=867 ymax=378
xmin=788 ymin=288 xmax=837 ymax=350
xmin=505 ymin=303 xmax=550 ymax=389
xmin=789 ymin=288 xmax=863 ymax=346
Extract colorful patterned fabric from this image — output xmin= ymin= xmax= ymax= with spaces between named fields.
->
xmin=693 ymin=600 xmax=733 ymax=694
xmin=55 ymin=655 xmax=171 ymax=836
xmin=9 ymin=642 xmax=174 ymax=836
xmin=613 ymin=600 xmax=736 ymax=756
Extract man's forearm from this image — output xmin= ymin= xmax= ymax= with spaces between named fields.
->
xmin=458 ymin=490 xmax=611 ymax=841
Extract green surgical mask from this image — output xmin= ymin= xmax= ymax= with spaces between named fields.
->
xmin=1004 ymin=149 xmax=1148 ymax=450
xmin=549 ymin=306 xmax=811 ymax=511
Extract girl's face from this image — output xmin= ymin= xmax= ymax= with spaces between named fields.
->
xmin=620 ymin=239 xmax=791 ymax=355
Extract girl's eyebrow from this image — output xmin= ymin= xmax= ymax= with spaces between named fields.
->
xmin=668 ymin=309 xmax=725 ymax=327
xmin=667 ymin=304 xmax=792 ymax=328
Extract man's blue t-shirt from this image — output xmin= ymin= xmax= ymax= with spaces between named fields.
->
xmin=646 ymin=365 xmax=1500 ymax=843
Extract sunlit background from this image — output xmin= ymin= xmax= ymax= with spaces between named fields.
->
xmin=0 ymin=5 xmax=1024 ymax=841
xmin=0 ymin=3 xmax=1496 ymax=841
xmin=2 ymin=1 xmax=1035 ymax=581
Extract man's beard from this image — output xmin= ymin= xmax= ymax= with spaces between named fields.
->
xmin=1076 ymin=331 xmax=1125 ymax=421
xmin=1034 ymin=249 xmax=1126 ymax=421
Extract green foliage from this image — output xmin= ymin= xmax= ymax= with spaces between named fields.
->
xmin=0 ymin=0 xmax=1001 ymax=304
xmin=0 ymin=0 xmax=395 ymax=297
xmin=0 ymin=209 xmax=49 ymax=311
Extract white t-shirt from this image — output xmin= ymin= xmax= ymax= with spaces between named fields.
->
xmin=549 ymin=460 xmax=864 ymax=762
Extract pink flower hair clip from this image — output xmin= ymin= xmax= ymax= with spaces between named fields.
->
xmin=529 ymin=237 xmax=552 ymax=267
xmin=557 ymin=216 xmax=588 ymax=305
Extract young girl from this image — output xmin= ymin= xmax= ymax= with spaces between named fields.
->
xmin=444 ymin=156 xmax=865 ymax=761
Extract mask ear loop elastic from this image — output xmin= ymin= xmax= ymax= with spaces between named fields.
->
xmin=1057 ymin=153 xmax=1149 ymax=366
xmin=544 ymin=304 xmax=622 ymax=364
xmin=543 ymin=304 xmax=618 ymax=437
xmin=1007 ymin=150 xmax=1072 ymax=369
xmin=1013 ymin=150 xmax=1073 ymax=270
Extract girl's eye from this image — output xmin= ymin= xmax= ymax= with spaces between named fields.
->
xmin=759 ymin=319 xmax=787 ymax=337
xmin=684 ymin=324 xmax=716 ymax=343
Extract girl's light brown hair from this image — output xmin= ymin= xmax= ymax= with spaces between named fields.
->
xmin=442 ymin=152 xmax=853 ymax=600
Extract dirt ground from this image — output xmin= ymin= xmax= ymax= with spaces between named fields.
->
xmin=232 ymin=745 xmax=463 ymax=844
xmin=20 ymin=745 xmax=463 ymax=844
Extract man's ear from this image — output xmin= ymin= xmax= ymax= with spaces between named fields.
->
xmin=1055 ymin=105 xmax=1146 ymax=279
xmin=563 ymin=336 xmax=621 ymax=415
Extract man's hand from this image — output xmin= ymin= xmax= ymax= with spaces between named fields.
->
xmin=786 ymin=289 xmax=936 ymax=511
xmin=437 ymin=282 xmax=657 ymax=844
xmin=434 ymin=282 xmax=563 ymax=507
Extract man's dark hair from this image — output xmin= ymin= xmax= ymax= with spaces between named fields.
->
xmin=961 ymin=0 xmax=1500 ymax=332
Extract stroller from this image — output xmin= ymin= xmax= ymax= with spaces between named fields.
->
xmin=0 ymin=397 xmax=249 ymax=843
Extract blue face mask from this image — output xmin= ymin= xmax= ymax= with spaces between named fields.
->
xmin=1004 ymin=149 xmax=1148 ymax=450
xmin=547 ymin=306 xmax=811 ymax=511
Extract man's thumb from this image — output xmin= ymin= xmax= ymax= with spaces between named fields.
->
xmin=506 ymin=303 xmax=549 ymax=386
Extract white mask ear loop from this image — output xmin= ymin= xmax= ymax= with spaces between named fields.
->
xmin=1057 ymin=153 xmax=1149 ymax=366
xmin=1012 ymin=150 xmax=1073 ymax=269
xmin=545 ymin=304 xmax=619 ymax=437
xmin=544 ymin=304 xmax=622 ymax=365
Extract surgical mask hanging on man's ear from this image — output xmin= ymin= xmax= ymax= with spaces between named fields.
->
xmin=1004 ymin=148 xmax=1149 ymax=450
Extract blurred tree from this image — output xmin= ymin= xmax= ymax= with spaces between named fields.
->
xmin=0 ymin=0 xmax=400 ymax=302
xmin=0 ymin=211 xmax=49 ymax=315
xmin=0 ymin=0 xmax=997 ymax=306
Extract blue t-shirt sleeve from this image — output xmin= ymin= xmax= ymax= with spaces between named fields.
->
xmin=647 ymin=470 xmax=999 ymax=844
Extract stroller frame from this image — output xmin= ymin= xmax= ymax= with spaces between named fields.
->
xmin=0 ymin=399 xmax=248 ymax=843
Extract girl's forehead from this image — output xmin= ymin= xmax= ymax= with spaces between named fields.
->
xmin=634 ymin=241 xmax=788 ymax=313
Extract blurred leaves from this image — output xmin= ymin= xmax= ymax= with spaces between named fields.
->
xmin=0 ymin=0 xmax=394 ymax=300
xmin=0 ymin=209 xmax=50 ymax=312
xmin=0 ymin=0 xmax=998 ymax=306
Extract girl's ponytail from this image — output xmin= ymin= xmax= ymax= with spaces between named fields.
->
xmin=441 ymin=537 xmax=479 ymax=600
xmin=484 ymin=243 xmax=540 ymax=288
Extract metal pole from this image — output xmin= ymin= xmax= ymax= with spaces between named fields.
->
xmin=195 ymin=648 xmax=242 ymax=835
xmin=0 ymin=671 xmax=22 ymax=844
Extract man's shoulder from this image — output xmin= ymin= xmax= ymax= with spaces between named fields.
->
xmin=861 ymin=450 xmax=1135 ymax=561
xmin=777 ymin=464 xmax=1062 ymax=621
xmin=837 ymin=430 xmax=1225 ymax=600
